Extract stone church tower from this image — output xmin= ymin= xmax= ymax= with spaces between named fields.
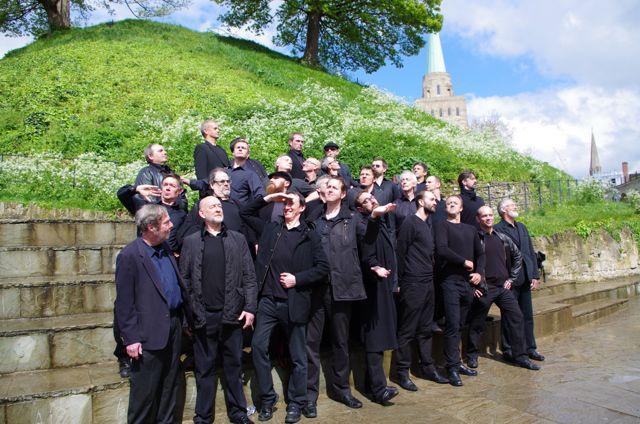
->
xmin=415 ymin=33 xmax=468 ymax=128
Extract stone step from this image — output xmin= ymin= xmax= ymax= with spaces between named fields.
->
xmin=0 ymin=274 xmax=115 ymax=319
xmin=0 ymin=220 xmax=135 ymax=248
xmin=571 ymin=298 xmax=629 ymax=327
xmin=0 ymin=312 xmax=113 ymax=373
xmin=0 ymin=245 xmax=123 ymax=278
xmin=534 ymin=278 xmax=640 ymax=306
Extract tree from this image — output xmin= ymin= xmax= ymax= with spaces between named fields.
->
xmin=214 ymin=0 xmax=443 ymax=73
xmin=0 ymin=0 xmax=189 ymax=36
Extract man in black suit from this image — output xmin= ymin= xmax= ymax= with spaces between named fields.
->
xmin=194 ymin=120 xmax=230 ymax=181
xmin=286 ymin=132 xmax=306 ymax=180
xmin=115 ymin=204 xmax=191 ymax=424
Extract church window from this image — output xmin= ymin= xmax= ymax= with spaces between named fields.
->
xmin=437 ymin=85 xmax=441 ymax=95
xmin=456 ymin=107 xmax=460 ymax=116
xmin=439 ymin=108 xmax=443 ymax=117
xmin=448 ymin=107 xmax=451 ymax=116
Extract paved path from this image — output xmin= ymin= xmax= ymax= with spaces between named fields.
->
xmin=242 ymin=297 xmax=640 ymax=424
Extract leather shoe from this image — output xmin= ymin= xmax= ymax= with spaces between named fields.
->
xmin=374 ymin=386 xmax=399 ymax=404
xmin=391 ymin=375 xmax=418 ymax=391
xmin=502 ymin=351 xmax=516 ymax=364
xmin=458 ymin=364 xmax=478 ymax=376
xmin=301 ymin=401 xmax=317 ymax=418
xmin=285 ymin=406 xmax=301 ymax=423
xmin=258 ymin=407 xmax=273 ymax=422
xmin=447 ymin=368 xmax=463 ymax=387
xmin=337 ymin=394 xmax=362 ymax=409
xmin=118 ymin=358 xmax=131 ymax=378
xmin=231 ymin=416 xmax=254 ymax=424
xmin=516 ymin=359 xmax=541 ymax=371
xmin=528 ymin=351 xmax=545 ymax=361
xmin=466 ymin=356 xmax=478 ymax=369
xmin=420 ymin=366 xmax=449 ymax=384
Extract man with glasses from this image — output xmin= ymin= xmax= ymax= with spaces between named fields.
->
xmin=286 ymin=133 xmax=306 ymax=180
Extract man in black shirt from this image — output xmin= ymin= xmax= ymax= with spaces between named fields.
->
xmin=180 ymin=196 xmax=257 ymax=424
xmin=392 ymin=190 xmax=449 ymax=392
xmin=286 ymin=132 xmax=306 ymax=180
xmin=251 ymin=191 xmax=329 ymax=423
xmin=435 ymin=194 xmax=485 ymax=386
xmin=465 ymin=206 xmax=540 ymax=372
xmin=194 ymin=120 xmax=230 ymax=181
xmin=458 ymin=170 xmax=485 ymax=226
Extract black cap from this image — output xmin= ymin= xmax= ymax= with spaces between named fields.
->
xmin=323 ymin=142 xmax=340 ymax=151
xmin=268 ymin=171 xmax=292 ymax=185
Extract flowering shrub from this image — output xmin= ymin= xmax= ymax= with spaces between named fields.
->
xmin=626 ymin=190 xmax=640 ymax=214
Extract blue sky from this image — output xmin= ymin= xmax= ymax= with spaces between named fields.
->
xmin=2 ymin=0 xmax=639 ymax=179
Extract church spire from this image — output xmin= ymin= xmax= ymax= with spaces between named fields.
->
xmin=427 ymin=32 xmax=446 ymax=74
xmin=589 ymin=130 xmax=602 ymax=176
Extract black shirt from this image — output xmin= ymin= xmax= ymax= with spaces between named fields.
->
xmin=396 ymin=214 xmax=434 ymax=282
xmin=202 ymin=231 xmax=225 ymax=310
xmin=261 ymin=224 xmax=304 ymax=299
xmin=435 ymin=220 xmax=485 ymax=281
xmin=483 ymin=232 xmax=509 ymax=284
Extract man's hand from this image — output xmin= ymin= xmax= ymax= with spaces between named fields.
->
xmin=238 ymin=311 xmax=255 ymax=329
xmin=371 ymin=266 xmax=391 ymax=279
xmin=126 ymin=342 xmax=143 ymax=360
xmin=265 ymin=193 xmax=293 ymax=203
xmin=469 ymin=272 xmax=481 ymax=285
xmin=503 ymin=279 xmax=512 ymax=290
xmin=135 ymin=185 xmax=161 ymax=202
xmin=473 ymin=289 xmax=484 ymax=298
xmin=372 ymin=203 xmax=396 ymax=218
xmin=280 ymin=272 xmax=297 ymax=288
xmin=463 ymin=260 xmax=474 ymax=271
xmin=531 ymin=278 xmax=540 ymax=290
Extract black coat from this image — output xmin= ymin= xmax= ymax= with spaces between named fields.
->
xmin=193 ymin=142 xmax=230 ymax=180
xmin=494 ymin=220 xmax=539 ymax=285
xmin=459 ymin=187 xmax=485 ymax=227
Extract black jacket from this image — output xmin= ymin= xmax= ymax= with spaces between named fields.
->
xmin=194 ymin=142 xmax=230 ymax=180
xmin=255 ymin=219 xmax=329 ymax=323
xmin=180 ymin=225 xmax=258 ymax=329
xmin=494 ymin=220 xmax=539 ymax=285
xmin=478 ymin=229 xmax=522 ymax=284
xmin=459 ymin=187 xmax=485 ymax=227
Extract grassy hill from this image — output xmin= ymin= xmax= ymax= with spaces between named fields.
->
xmin=0 ymin=19 xmax=569 ymax=211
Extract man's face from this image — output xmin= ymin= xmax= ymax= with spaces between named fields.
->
xmin=324 ymin=179 xmax=345 ymax=203
xmin=326 ymin=158 xmax=340 ymax=175
xmin=446 ymin=196 xmax=463 ymax=216
xmin=371 ymin=160 xmax=386 ymax=177
xmin=199 ymin=196 xmax=224 ymax=224
xmin=148 ymin=144 xmax=168 ymax=165
xmin=204 ymin=123 xmax=220 ymax=140
xmin=268 ymin=176 xmax=288 ymax=194
xmin=421 ymin=191 xmax=437 ymax=214
xmin=400 ymin=174 xmax=416 ymax=192
xmin=462 ymin=174 xmax=477 ymax=190
xmin=425 ymin=176 xmax=440 ymax=192
xmin=357 ymin=192 xmax=378 ymax=215
xmin=210 ymin=172 xmax=231 ymax=198
xmin=161 ymin=177 xmax=183 ymax=203
xmin=233 ymin=141 xmax=249 ymax=160
xmin=150 ymin=212 xmax=172 ymax=242
xmin=283 ymin=196 xmax=305 ymax=222
xmin=477 ymin=207 xmax=494 ymax=230
xmin=277 ymin=156 xmax=293 ymax=172
xmin=289 ymin=135 xmax=304 ymax=152
xmin=413 ymin=164 xmax=427 ymax=179
xmin=316 ymin=179 xmax=329 ymax=199
xmin=502 ymin=201 xmax=519 ymax=219
xmin=359 ymin=169 xmax=374 ymax=186
xmin=325 ymin=147 xmax=339 ymax=159
xmin=303 ymin=159 xmax=319 ymax=173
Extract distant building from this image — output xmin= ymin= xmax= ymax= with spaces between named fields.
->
xmin=589 ymin=130 xmax=623 ymax=185
xmin=415 ymin=33 xmax=468 ymax=128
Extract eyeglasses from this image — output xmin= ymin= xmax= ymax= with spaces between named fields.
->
xmin=213 ymin=179 xmax=231 ymax=185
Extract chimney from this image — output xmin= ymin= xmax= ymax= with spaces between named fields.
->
xmin=622 ymin=162 xmax=629 ymax=183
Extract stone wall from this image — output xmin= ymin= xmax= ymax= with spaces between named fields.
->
xmin=534 ymin=227 xmax=639 ymax=282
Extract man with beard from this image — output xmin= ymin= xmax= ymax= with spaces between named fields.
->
xmin=495 ymin=198 xmax=545 ymax=363
xmin=465 ymin=206 xmax=540 ymax=372
xmin=354 ymin=191 xmax=399 ymax=404
xmin=435 ymin=194 xmax=484 ymax=387
xmin=457 ymin=170 xmax=485 ymax=226
xmin=180 ymin=196 xmax=257 ymax=424
xmin=391 ymin=190 xmax=449 ymax=392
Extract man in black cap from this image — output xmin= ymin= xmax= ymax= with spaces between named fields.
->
xmin=323 ymin=142 xmax=356 ymax=188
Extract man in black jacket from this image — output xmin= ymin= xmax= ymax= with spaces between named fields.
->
xmin=250 ymin=191 xmax=329 ymax=423
xmin=495 ymin=198 xmax=545 ymax=362
xmin=465 ymin=206 xmax=540 ymax=372
xmin=180 ymin=195 xmax=257 ymax=424
xmin=194 ymin=120 xmax=230 ymax=181
xmin=286 ymin=132 xmax=306 ymax=180
xmin=458 ymin=170 xmax=485 ymax=226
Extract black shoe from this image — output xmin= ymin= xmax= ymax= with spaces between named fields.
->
xmin=258 ymin=407 xmax=273 ymax=422
xmin=285 ymin=406 xmax=301 ymax=424
xmin=231 ymin=415 xmax=254 ymax=424
xmin=118 ymin=358 xmax=131 ymax=378
xmin=502 ymin=351 xmax=516 ymax=364
xmin=458 ymin=364 xmax=478 ymax=376
xmin=301 ymin=401 xmax=317 ymax=418
xmin=374 ymin=386 xmax=399 ymax=404
xmin=466 ymin=357 xmax=478 ymax=369
xmin=337 ymin=394 xmax=363 ymax=409
xmin=390 ymin=375 xmax=418 ymax=391
xmin=515 ymin=359 xmax=541 ymax=371
xmin=528 ymin=351 xmax=545 ymax=361
xmin=420 ymin=366 xmax=449 ymax=384
xmin=447 ymin=368 xmax=463 ymax=387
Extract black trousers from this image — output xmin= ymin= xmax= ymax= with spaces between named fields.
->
xmin=392 ymin=280 xmax=436 ymax=377
xmin=501 ymin=282 xmax=538 ymax=354
xmin=365 ymin=352 xmax=386 ymax=398
xmin=252 ymin=297 xmax=308 ymax=409
xmin=467 ymin=284 xmax=527 ymax=361
xmin=192 ymin=310 xmax=246 ymax=424
xmin=441 ymin=277 xmax=474 ymax=369
xmin=127 ymin=313 xmax=182 ymax=424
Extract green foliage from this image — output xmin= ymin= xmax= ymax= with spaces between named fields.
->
xmin=571 ymin=178 xmax=610 ymax=204
xmin=625 ymin=190 xmax=640 ymax=214
xmin=214 ymin=0 xmax=443 ymax=72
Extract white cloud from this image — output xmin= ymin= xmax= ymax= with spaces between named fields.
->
xmin=0 ymin=35 xmax=34 ymax=58
xmin=467 ymin=86 xmax=640 ymax=178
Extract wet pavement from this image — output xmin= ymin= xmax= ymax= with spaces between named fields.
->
xmin=237 ymin=297 xmax=640 ymax=424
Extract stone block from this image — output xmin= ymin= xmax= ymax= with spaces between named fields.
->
xmin=53 ymin=249 xmax=77 ymax=275
xmin=0 ymin=223 xmax=29 ymax=247
xmin=92 ymin=385 xmax=129 ymax=424
xmin=20 ymin=284 xmax=85 ymax=318
xmin=114 ymin=222 xmax=136 ymax=245
xmin=76 ymin=223 xmax=116 ymax=246
xmin=102 ymin=247 xmax=120 ymax=274
xmin=0 ymin=334 xmax=50 ymax=373
xmin=52 ymin=327 xmax=113 ymax=368
xmin=84 ymin=282 xmax=116 ymax=313
xmin=33 ymin=222 xmax=75 ymax=247
xmin=0 ymin=249 xmax=51 ymax=277
xmin=0 ymin=287 xmax=20 ymax=319
xmin=6 ymin=394 xmax=91 ymax=424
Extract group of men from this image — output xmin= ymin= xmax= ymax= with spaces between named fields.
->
xmin=114 ymin=120 xmax=544 ymax=424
